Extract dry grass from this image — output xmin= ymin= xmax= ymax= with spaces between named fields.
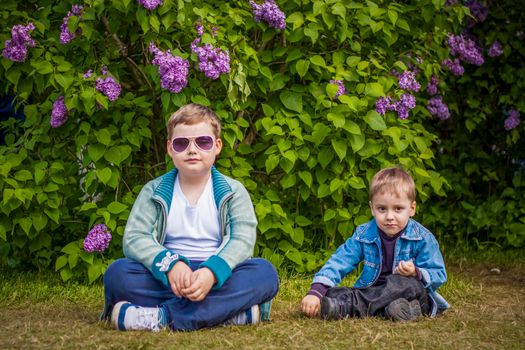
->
xmin=0 ymin=258 xmax=524 ymax=350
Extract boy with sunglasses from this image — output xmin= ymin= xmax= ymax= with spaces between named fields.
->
xmin=102 ymin=103 xmax=279 ymax=331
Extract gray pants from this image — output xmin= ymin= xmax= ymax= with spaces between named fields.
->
xmin=325 ymin=274 xmax=430 ymax=318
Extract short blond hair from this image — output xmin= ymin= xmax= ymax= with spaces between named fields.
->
xmin=166 ymin=103 xmax=221 ymax=140
xmin=369 ymin=166 xmax=416 ymax=202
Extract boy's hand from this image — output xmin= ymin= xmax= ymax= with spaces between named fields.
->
xmin=301 ymin=295 xmax=321 ymax=317
xmin=182 ymin=267 xmax=216 ymax=302
xmin=395 ymin=260 xmax=416 ymax=277
xmin=167 ymin=260 xmax=193 ymax=297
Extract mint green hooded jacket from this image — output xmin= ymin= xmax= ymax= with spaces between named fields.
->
xmin=122 ymin=167 xmax=257 ymax=289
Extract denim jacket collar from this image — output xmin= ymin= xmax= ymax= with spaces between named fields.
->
xmin=357 ymin=218 xmax=423 ymax=244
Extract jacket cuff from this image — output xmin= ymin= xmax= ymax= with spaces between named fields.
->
xmin=151 ymin=250 xmax=190 ymax=287
xmin=419 ymin=268 xmax=431 ymax=289
xmin=199 ymin=255 xmax=232 ymax=289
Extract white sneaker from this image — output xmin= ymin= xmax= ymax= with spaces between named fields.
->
xmin=111 ymin=301 xmax=167 ymax=332
xmin=223 ymin=304 xmax=260 ymax=326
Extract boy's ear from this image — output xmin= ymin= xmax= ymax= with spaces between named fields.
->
xmin=410 ymin=201 xmax=417 ymax=216
xmin=215 ymin=138 xmax=223 ymax=155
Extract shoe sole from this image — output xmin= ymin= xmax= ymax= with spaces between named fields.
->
xmin=386 ymin=299 xmax=422 ymax=322
xmin=111 ymin=301 xmax=129 ymax=330
xmin=320 ymin=297 xmax=337 ymax=320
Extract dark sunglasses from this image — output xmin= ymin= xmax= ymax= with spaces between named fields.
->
xmin=171 ymin=135 xmax=215 ymax=153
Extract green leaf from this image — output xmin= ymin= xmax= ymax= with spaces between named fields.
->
xmin=343 ymin=120 xmax=361 ymax=135
xmin=285 ymin=250 xmax=303 ymax=265
xmin=296 ymin=60 xmax=309 ymax=78
xmin=32 ymin=61 xmax=54 ymax=75
xmin=388 ymin=10 xmax=398 ymax=25
xmin=32 ymin=213 xmax=48 ymax=232
xmin=95 ymin=128 xmax=112 ymax=146
xmin=365 ymin=83 xmax=384 ymax=97
xmin=14 ymin=170 xmax=32 ymax=181
xmin=298 ymin=171 xmax=313 ymax=187
xmin=88 ymin=263 xmax=103 ymax=283
xmin=349 ymin=134 xmax=366 ymax=152
xmin=55 ymin=255 xmax=68 ymax=271
xmin=87 ymin=144 xmax=106 ymax=162
xmin=327 ymin=112 xmax=346 ymax=128
xmin=61 ymin=241 xmax=80 ymax=254
xmin=309 ymin=55 xmax=326 ymax=67
xmin=19 ymin=218 xmax=32 ymax=235
xmin=60 ymin=267 xmax=74 ymax=281
xmin=104 ymin=146 xmax=122 ymax=165
xmin=54 ymin=74 xmax=74 ymax=90
xmin=331 ymin=139 xmax=348 ymax=161
xmin=364 ymin=110 xmax=387 ymax=130
xmin=348 ymin=176 xmax=366 ymax=189
xmin=97 ymin=167 xmax=112 ymax=184
xmin=280 ymin=91 xmax=303 ymax=113
xmin=107 ymin=201 xmax=128 ymax=214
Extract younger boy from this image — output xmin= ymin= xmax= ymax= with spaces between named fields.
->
xmin=301 ymin=166 xmax=448 ymax=321
xmin=102 ymin=103 xmax=279 ymax=331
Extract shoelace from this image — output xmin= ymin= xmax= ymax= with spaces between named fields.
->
xmin=130 ymin=307 xmax=162 ymax=332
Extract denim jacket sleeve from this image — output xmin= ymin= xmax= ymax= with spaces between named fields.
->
xmin=312 ymin=232 xmax=364 ymax=287
xmin=414 ymin=232 xmax=447 ymax=292
xmin=200 ymin=179 xmax=257 ymax=288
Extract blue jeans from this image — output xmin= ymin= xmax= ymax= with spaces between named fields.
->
xmin=103 ymin=257 xmax=279 ymax=330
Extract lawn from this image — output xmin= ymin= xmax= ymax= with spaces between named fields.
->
xmin=1 ymin=250 xmax=524 ymax=349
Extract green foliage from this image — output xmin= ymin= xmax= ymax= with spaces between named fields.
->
xmin=0 ymin=0 xmax=523 ymax=282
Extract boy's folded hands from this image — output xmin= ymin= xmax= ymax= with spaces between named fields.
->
xmin=167 ymin=262 xmax=217 ymax=301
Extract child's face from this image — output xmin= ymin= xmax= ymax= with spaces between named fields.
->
xmin=166 ymin=121 xmax=222 ymax=178
xmin=369 ymin=191 xmax=416 ymax=237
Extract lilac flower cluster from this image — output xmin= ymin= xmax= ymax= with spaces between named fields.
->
xmin=504 ymin=109 xmax=521 ymax=131
xmin=442 ymin=58 xmax=465 ymax=76
xmin=96 ymin=76 xmax=121 ymax=101
xmin=60 ymin=4 xmax=83 ymax=45
xmin=83 ymin=224 xmax=112 ymax=253
xmin=50 ymin=96 xmax=69 ymax=128
xmin=375 ymin=93 xmax=416 ymax=120
xmin=447 ymin=34 xmax=484 ymax=66
xmin=445 ymin=0 xmax=458 ymax=5
xmin=427 ymin=96 xmax=450 ymax=120
xmin=464 ymin=0 xmax=488 ymax=23
xmin=488 ymin=41 xmax=503 ymax=57
xmin=149 ymin=42 xmax=190 ymax=93
xmin=191 ymin=38 xmax=230 ymax=80
xmin=83 ymin=69 xmax=93 ymax=79
xmin=398 ymin=70 xmax=421 ymax=92
xmin=329 ymin=79 xmax=346 ymax=98
xmin=249 ymin=0 xmax=286 ymax=30
xmin=137 ymin=0 xmax=163 ymax=10
xmin=2 ymin=23 xmax=36 ymax=62
xmin=426 ymin=75 xmax=439 ymax=95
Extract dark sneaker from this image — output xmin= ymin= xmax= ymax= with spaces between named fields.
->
xmin=385 ymin=298 xmax=423 ymax=322
xmin=320 ymin=296 xmax=353 ymax=320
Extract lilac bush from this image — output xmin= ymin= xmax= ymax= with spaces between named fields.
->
xmin=375 ymin=96 xmax=395 ymax=116
xmin=427 ymin=96 xmax=450 ymax=120
xmin=2 ymin=23 xmax=36 ymax=62
xmin=50 ymin=96 xmax=68 ymax=128
xmin=96 ymin=73 xmax=122 ymax=101
xmin=398 ymin=70 xmax=421 ymax=92
xmin=149 ymin=42 xmax=189 ymax=93
xmin=249 ymin=0 xmax=286 ymax=30
xmin=465 ymin=0 xmax=488 ymax=23
xmin=137 ymin=0 xmax=163 ymax=10
xmin=442 ymin=58 xmax=465 ymax=76
xmin=60 ymin=4 xmax=83 ymax=45
xmin=191 ymin=38 xmax=230 ymax=80
xmin=396 ymin=93 xmax=416 ymax=120
xmin=488 ymin=41 xmax=503 ymax=57
xmin=426 ymin=75 xmax=439 ymax=95
xmin=447 ymin=34 xmax=484 ymax=66
xmin=504 ymin=109 xmax=521 ymax=131
xmin=83 ymin=224 xmax=112 ymax=253
xmin=329 ymin=79 xmax=346 ymax=98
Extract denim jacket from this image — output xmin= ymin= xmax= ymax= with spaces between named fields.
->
xmin=313 ymin=218 xmax=449 ymax=316
xmin=122 ymin=167 xmax=257 ymax=289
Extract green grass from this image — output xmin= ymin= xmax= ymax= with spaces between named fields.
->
xmin=1 ymin=251 xmax=524 ymax=349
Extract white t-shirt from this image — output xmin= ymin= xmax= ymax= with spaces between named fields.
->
xmin=164 ymin=175 xmax=221 ymax=260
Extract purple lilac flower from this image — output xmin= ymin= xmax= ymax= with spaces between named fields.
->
xmin=96 ymin=75 xmax=121 ymax=101
xmin=137 ymin=0 xmax=163 ymax=10
xmin=195 ymin=22 xmax=204 ymax=37
xmin=101 ymin=65 xmax=108 ymax=76
xmin=60 ymin=4 xmax=83 ymax=45
xmin=375 ymin=96 xmax=396 ymax=116
xmin=83 ymin=69 xmax=93 ymax=79
xmin=149 ymin=42 xmax=189 ymax=93
xmin=50 ymin=96 xmax=68 ymax=128
xmin=442 ymin=58 xmax=465 ymax=76
xmin=464 ymin=0 xmax=488 ymax=23
xmin=83 ymin=224 xmax=112 ymax=253
xmin=329 ymin=79 xmax=346 ymax=98
xmin=426 ymin=75 xmax=439 ymax=95
xmin=390 ymin=70 xmax=401 ymax=78
xmin=212 ymin=26 xmax=218 ymax=38
xmin=396 ymin=93 xmax=416 ymax=120
xmin=249 ymin=0 xmax=286 ymax=30
xmin=447 ymin=34 xmax=484 ymax=66
xmin=398 ymin=70 xmax=421 ymax=92
xmin=488 ymin=41 xmax=503 ymax=57
xmin=2 ymin=23 xmax=36 ymax=62
xmin=504 ymin=109 xmax=521 ymax=131
xmin=191 ymin=38 xmax=230 ymax=80
xmin=445 ymin=0 xmax=458 ymax=5
xmin=427 ymin=96 xmax=450 ymax=120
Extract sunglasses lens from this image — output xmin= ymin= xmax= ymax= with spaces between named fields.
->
xmin=195 ymin=136 xmax=214 ymax=150
xmin=172 ymin=138 xmax=190 ymax=152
